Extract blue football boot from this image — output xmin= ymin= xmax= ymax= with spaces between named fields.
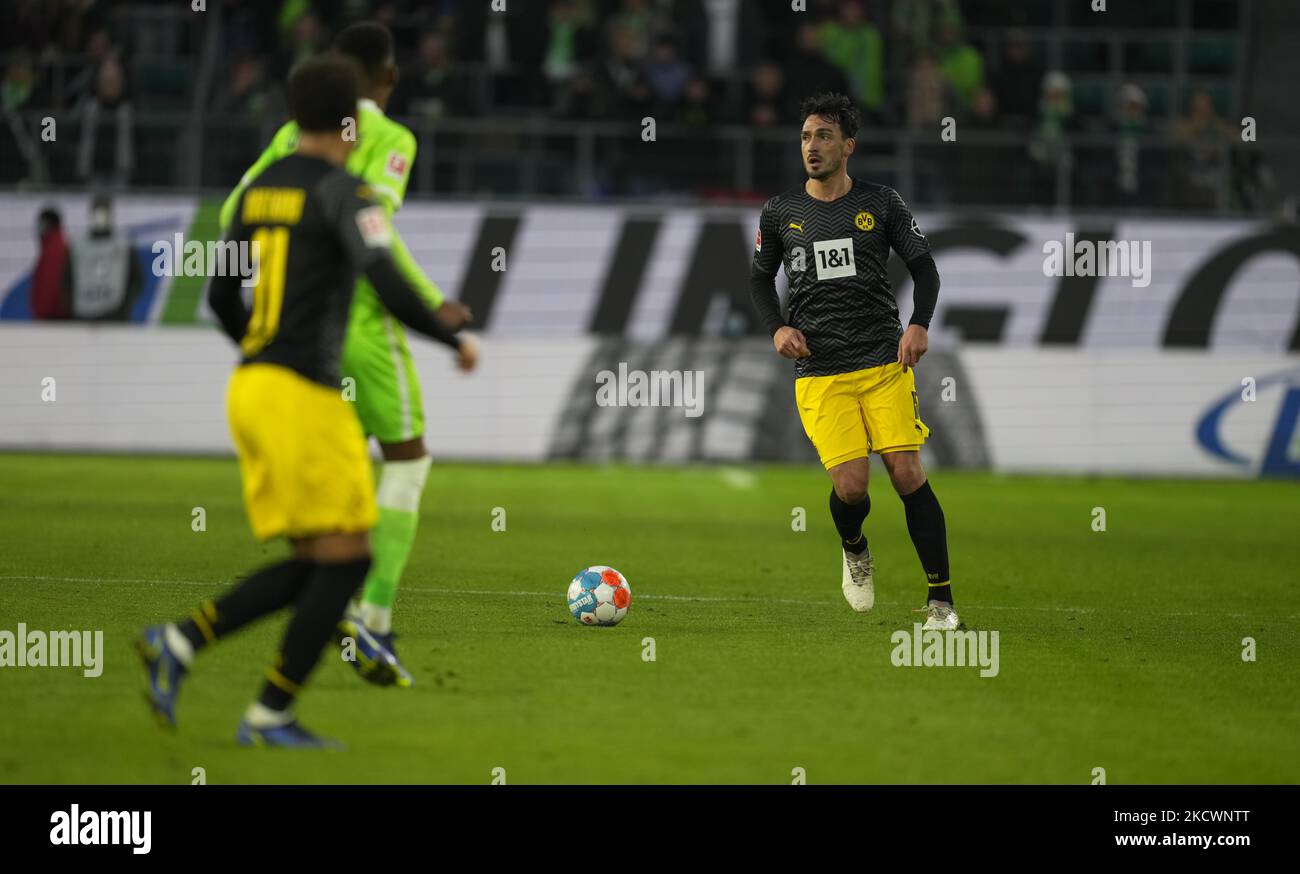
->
xmin=236 ymin=718 xmax=344 ymax=749
xmin=371 ymin=630 xmax=413 ymax=689
xmin=335 ymin=614 xmax=402 ymax=687
xmin=135 ymin=625 xmax=187 ymax=729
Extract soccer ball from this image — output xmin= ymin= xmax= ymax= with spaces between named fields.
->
xmin=566 ymin=566 xmax=632 ymax=626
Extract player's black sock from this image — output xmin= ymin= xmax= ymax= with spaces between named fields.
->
xmin=829 ymin=488 xmax=871 ymax=554
xmin=177 ymin=559 xmax=311 ymax=652
xmin=258 ymin=556 xmax=370 ymax=712
xmin=900 ymin=480 xmax=952 ymax=604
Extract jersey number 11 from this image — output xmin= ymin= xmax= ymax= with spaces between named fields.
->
xmin=240 ymin=227 xmax=290 ymax=357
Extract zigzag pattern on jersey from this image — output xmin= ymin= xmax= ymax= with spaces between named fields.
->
xmin=754 ymin=178 xmax=931 ymax=378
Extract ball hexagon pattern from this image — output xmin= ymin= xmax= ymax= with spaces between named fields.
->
xmin=566 ymin=565 xmax=632 ymax=626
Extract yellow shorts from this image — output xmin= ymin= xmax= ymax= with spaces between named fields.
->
xmin=795 ymin=362 xmax=930 ymax=469
xmin=226 ymin=363 xmax=377 ymax=541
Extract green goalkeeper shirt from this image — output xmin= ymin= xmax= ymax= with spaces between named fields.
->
xmin=218 ymin=99 xmax=444 ymax=325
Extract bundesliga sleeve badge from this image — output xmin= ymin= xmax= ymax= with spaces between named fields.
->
xmin=355 ymin=205 xmax=392 ymax=249
xmin=385 ymin=150 xmax=408 ymax=180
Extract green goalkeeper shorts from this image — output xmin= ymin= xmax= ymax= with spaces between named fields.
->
xmin=341 ymin=310 xmax=425 ymax=445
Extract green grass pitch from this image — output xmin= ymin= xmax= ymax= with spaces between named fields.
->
xmin=1 ymin=453 xmax=1296 ymax=784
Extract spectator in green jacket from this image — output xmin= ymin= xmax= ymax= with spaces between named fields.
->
xmin=894 ymin=0 xmax=963 ymax=57
xmin=935 ymin=20 xmax=985 ymax=109
xmin=818 ymin=1 xmax=884 ymax=114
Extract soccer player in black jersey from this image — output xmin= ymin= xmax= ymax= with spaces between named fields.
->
xmin=134 ymin=56 xmax=474 ymax=747
xmin=751 ymin=92 xmax=958 ymax=630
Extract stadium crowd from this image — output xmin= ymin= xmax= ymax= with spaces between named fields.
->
xmin=0 ymin=0 xmax=1265 ymax=211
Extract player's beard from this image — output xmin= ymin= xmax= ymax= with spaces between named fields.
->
xmin=805 ymin=154 xmax=840 ymax=181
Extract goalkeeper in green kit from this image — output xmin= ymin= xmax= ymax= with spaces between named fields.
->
xmin=219 ymin=22 xmax=473 ymax=688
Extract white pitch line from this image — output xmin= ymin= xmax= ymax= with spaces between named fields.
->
xmin=2 ymin=574 xmax=1284 ymax=619
xmin=1 ymin=574 xmax=216 ymax=587
xmin=0 ymin=575 xmax=811 ymax=606
xmin=403 ymin=585 xmax=816 ymax=606
xmin=716 ymin=467 xmax=759 ymax=490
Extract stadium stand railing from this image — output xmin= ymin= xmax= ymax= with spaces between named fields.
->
xmin=1 ymin=108 xmax=1292 ymax=218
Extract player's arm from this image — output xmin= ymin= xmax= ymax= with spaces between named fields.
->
xmin=217 ymin=122 xmax=298 ymax=231
xmin=207 ymin=200 xmax=252 ymax=342
xmin=750 ymin=200 xmax=809 ymax=358
xmin=366 ymin=258 xmax=472 ymax=368
xmin=885 ymin=188 xmax=940 ymax=369
xmin=389 ymin=229 xmax=473 ymax=329
xmin=206 ymin=261 xmax=249 ymax=343
xmin=361 ymin=127 xmax=471 ymax=329
xmin=328 ymin=176 xmax=473 ymax=369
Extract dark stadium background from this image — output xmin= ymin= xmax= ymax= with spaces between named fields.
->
xmin=0 ymin=0 xmax=1294 ymax=213
xmin=0 ymin=0 xmax=1297 ymax=793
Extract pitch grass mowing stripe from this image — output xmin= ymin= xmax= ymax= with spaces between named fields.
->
xmin=159 ymin=198 xmax=223 ymax=324
xmin=8 ymin=575 xmax=1295 ymax=620
xmin=2 ymin=457 xmax=1298 ymax=784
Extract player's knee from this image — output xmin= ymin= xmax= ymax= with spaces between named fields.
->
xmin=890 ymin=471 xmax=925 ymax=496
xmin=376 ymin=455 xmax=433 ymax=511
xmin=379 ymin=437 xmax=428 ymax=463
xmin=831 ymin=470 xmax=870 ymax=504
xmin=885 ymin=455 xmax=925 ymax=495
xmin=836 ymin=483 xmax=868 ymax=504
xmin=298 ymin=531 xmax=371 ymax=563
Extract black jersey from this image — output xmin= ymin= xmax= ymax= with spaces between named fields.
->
xmin=751 ymin=178 xmax=932 ymax=378
xmin=217 ymin=154 xmax=394 ymax=387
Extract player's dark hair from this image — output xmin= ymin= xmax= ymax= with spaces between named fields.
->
xmin=333 ymin=22 xmax=394 ymax=82
xmin=37 ymin=207 xmax=61 ymax=229
xmin=287 ymin=55 xmax=360 ymax=133
xmin=800 ymin=92 xmax=861 ymax=140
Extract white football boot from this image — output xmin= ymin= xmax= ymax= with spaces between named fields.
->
xmin=920 ymin=600 xmax=960 ymax=631
xmin=841 ymin=545 xmax=875 ymax=612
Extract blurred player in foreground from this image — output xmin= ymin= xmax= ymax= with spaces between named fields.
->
xmin=750 ymin=92 xmax=959 ymax=631
xmin=220 ymin=23 xmax=468 ymax=687
xmin=136 ymin=55 xmax=473 ymax=748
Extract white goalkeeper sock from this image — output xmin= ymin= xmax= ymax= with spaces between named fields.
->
xmin=243 ymin=702 xmax=293 ymax=728
xmin=360 ymin=603 xmax=393 ymax=635
xmin=164 ymin=623 xmax=194 ymax=667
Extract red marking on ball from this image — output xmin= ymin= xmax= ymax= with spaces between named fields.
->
xmin=600 ymin=568 xmax=622 ymax=586
xmin=613 ymin=587 xmax=630 ymax=609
